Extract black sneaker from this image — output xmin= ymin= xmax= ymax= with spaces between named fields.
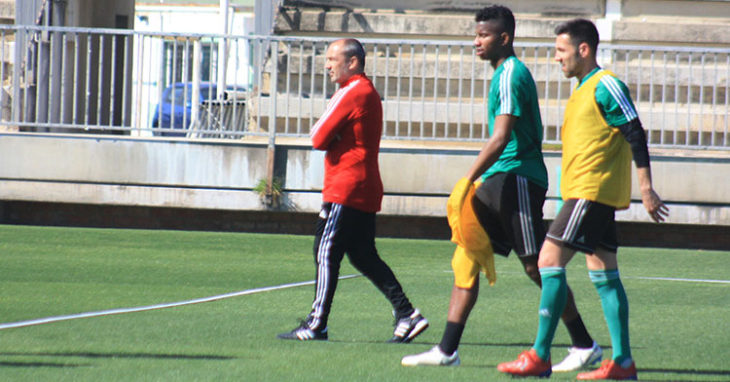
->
xmin=388 ymin=308 xmax=429 ymax=343
xmin=277 ymin=321 xmax=328 ymax=341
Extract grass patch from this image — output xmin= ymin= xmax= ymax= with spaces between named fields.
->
xmin=0 ymin=225 xmax=727 ymax=381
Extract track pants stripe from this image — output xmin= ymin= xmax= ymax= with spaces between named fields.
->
xmin=517 ymin=176 xmax=537 ymax=255
xmin=563 ymin=199 xmax=588 ymax=243
xmin=310 ymin=203 xmax=342 ymax=329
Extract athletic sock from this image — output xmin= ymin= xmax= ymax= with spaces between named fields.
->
xmin=439 ymin=321 xmax=465 ymax=355
xmin=565 ymin=314 xmax=594 ymax=349
xmin=590 ymin=269 xmax=631 ymax=364
xmin=533 ymin=267 xmax=567 ymax=361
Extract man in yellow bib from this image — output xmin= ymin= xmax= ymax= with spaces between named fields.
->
xmin=498 ymin=19 xmax=669 ymax=380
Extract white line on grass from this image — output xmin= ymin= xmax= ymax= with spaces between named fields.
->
xmin=0 ymin=274 xmax=361 ymax=330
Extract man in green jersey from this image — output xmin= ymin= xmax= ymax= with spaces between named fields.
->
xmin=402 ymin=6 xmax=600 ymax=369
xmin=498 ymin=18 xmax=668 ymax=380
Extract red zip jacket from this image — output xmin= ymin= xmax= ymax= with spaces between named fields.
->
xmin=310 ymin=73 xmax=383 ymax=213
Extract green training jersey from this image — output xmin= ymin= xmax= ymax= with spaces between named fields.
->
xmin=481 ymin=56 xmax=548 ymax=189
xmin=579 ymin=67 xmax=639 ymax=126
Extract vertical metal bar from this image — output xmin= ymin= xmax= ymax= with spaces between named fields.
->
xmin=321 ymin=41 xmax=328 ymax=118
xmin=445 ymin=45 xmax=451 ymax=138
xmin=255 ymin=38 xmax=264 ymax=133
xmin=469 ymin=43 xmax=476 ymax=139
xmin=285 ymin=40 xmax=291 ymax=134
xmin=373 ymin=43 xmax=382 ymax=132
xmin=182 ymin=38 xmax=190 ymax=133
xmin=244 ymin=37 xmax=252 ymax=136
xmin=22 ymin=29 xmax=31 ymax=122
xmin=190 ymin=38 xmax=202 ymax=137
xmin=73 ymin=33 xmax=80 ymax=124
xmin=648 ymin=50 xmax=655 ymax=141
xmin=35 ymin=30 xmax=42 ymax=124
xmin=122 ymin=34 xmax=131 ymax=129
xmin=686 ymin=53 xmax=692 ymax=146
xmin=432 ymin=45 xmax=439 ymax=138
xmin=47 ymin=29 xmax=55 ymax=124
xmin=725 ymin=53 xmax=729 ymax=147
xmin=170 ymin=39 xmax=178 ymax=132
xmin=674 ymin=53 xmax=679 ymax=145
xmin=384 ymin=43 xmax=390 ymax=137
xmin=545 ymin=47 xmax=552 ymax=140
xmin=395 ymin=43 xmax=402 ymax=138
xmin=698 ymin=53 xmax=705 ymax=146
xmin=482 ymin=57 xmax=488 ymax=140
xmin=0 ymin=31 xmax=5 ymax=123
xmin=371 ymin=43 xmax=378 ymax=89
xmin=407 ymin=43 xmax=414 ymax=138
xmin=265 ymin=39 xmax=279 ymax=204
xmin=456 ymin=45 xmax=464 ymax=138
xmin=11 ymin=28 xmax=22 ymax=123
xmin=85 ymin=33 xmax=92 ymax=127
xmin=132 ymin=34 xmax=143 ymax=135
xmin=217 ymin=36 xmax=226 ymax=135
xmin=207 ymin=40 xmax=215 ymax=132
xmin=710 ymin=53 xmax=720 ymax=146
xmin=309 ymin=41 xmax=316 ymax=129
xmin=533 ymin=47 xmax=543 ymax=140
xmin=419 ymin=44 xmax=426 ymax=138
xmin=243 ymin=37 xmax=251 ymax=136
xmin=231 ymin=36 xmax=240 ymax=137
xmin=660 ymin=51 xmax=667 ymax=145
xmin=636 ymin=50 xmax=642 ymax=107
xmin=109 ymin=33 xmax=117 ymax=128
xmin=60 ymin=32 xmax=68 ymax=124
xmin=97 ymin=34 xmax=105 ymax=127
xmin=156 ymin=39 xmax=166 ymax=134
xmin=297 ymin=40 xmax=303 ymax=134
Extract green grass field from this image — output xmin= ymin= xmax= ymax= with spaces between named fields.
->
xmin=0 ymin=224 xmax=728 ymax=381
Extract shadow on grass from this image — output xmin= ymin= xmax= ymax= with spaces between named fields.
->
xmin=0 ymin=351 xmax=236 ymax=361
xmin=0 ymin=360 xmax=89 ymax=368
xmin=638 ymin=367 xmax=730 ymax=379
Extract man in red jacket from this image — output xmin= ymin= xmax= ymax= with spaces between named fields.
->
xmin=278 ymin=38 xmax=428 ymax=343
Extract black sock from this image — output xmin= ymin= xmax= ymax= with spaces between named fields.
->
xmin=438 ymin=321 xmax=465 ymax=355
xmin=565 ymin=315 xmax=594 ymax=349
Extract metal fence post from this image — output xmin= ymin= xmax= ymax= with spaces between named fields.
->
xmin=265 ymin=38 xmax=279 ymax=207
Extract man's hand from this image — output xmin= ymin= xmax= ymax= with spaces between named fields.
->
xmin=641 ymin=188 xmax=669 ymax=223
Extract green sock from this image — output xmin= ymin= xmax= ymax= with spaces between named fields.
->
xmin=590 ymin=269 xmax=632 ymax=364
xmin=533 ymin=267 xmax=567 ymax=361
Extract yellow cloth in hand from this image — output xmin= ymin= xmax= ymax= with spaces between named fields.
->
xmin=447 ymin=177 xmax=496 ymax=287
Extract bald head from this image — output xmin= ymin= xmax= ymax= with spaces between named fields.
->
xmin=325 ymin=38 xmax=366 ymax=84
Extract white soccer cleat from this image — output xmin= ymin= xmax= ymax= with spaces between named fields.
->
xmin=401 ymin=345 xmax=461 ymax=367
xmin=552 ymin=341 xmax=603 ymax=372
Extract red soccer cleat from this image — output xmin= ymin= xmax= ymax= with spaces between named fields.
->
xmin=577 ymin=359 xmax=638 ymax=380
xmin=497 ymin=348 xmax=552 ymax=378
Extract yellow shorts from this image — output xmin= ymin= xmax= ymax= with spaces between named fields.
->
xmin=451 ymin=246 xmax=482 ymax=289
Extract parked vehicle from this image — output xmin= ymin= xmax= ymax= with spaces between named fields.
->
xmin=151 ymin=82 xmax=220 ymax=137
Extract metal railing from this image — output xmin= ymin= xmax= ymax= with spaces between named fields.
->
xmin=2 ymin=25 xmax=729 ymax=149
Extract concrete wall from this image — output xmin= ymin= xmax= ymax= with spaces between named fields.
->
xmin=2 ymin=133 xmax=729 ymax=228
xmin=275 ymin=0 xmax=730 ymax=46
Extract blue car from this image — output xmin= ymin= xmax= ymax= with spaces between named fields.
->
xmin=151 ymin=82 xmax=220 ymax=137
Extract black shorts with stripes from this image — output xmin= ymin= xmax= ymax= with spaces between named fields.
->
xmin=473 ymin=172 xmax=546 ymax=257
xmin=546 ymin=198 xmax=618 ymax=254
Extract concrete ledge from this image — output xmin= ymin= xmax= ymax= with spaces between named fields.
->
xmin=1 ymin=133 xmax=729 ymax=226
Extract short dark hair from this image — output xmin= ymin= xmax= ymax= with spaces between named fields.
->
xmin=554 ymin=18 xmax=599 ymax=53
xmin=339 ymin=38 xmax=366 ymax=70
xmin=475 ymin=5 xmax=515 ymax=38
